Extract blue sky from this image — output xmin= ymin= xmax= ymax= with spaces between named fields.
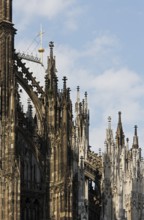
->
xmin=13 ymin=0 xmax=144 ymax=153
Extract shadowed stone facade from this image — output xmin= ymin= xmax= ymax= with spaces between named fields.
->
xmin=2 ymin=1 xmax=144 ymax=220
xmin=0 ymin=1 xmax=101 ymax=219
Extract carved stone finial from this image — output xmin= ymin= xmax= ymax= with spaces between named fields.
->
xmin=118 ymin=111 xmax=121 ymax=123
xmin=76 ymin=86 xmax=80 ymax=106
xmin=108 ymin=116 xmax=111 ymax=123
xmin=108 ymin=116 xmax=111 ymax=129
xmin=116 ymin=111 xmax=125 ymax=146
xmin=132 ymin=125 xmax=139 ymax=149
xmin=85 ymin=91 xmax=87 ymax=97
xmin=49 ymin=41 xmax=54 ymax=48
xmin=134 ymin=125 xmax=138 ymax=136
xmin=77 ymin=86 xmax=80 ymax=92
xmin=99 ymin=148 xmax=101 ymax=156
xmin=49 ymin=41 xmax=54 ymax=57
xmin=63 ymin=76 xmax=67 ymax=91
xmin=67 ymin=88 xmax=71 ymax=97
xmin=63 ymin=76 xmax=67 ymax=83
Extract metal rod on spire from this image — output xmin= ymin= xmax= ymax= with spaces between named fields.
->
xmin=38 ymin=25 xmax=45 ymax=64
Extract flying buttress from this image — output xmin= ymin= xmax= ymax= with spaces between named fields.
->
xmin=14 ymin=53 xmax=45 ymax=135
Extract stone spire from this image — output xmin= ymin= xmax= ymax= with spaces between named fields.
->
xmin=115 ymin=112 xmax=125 ymax=147
xmin=48 ymin=41 xmax=55 ymax=72
xmin=108 ymin=116 xmax=111 ymax=129
xmin=105 ymin=116 xmax=114 ymax=151
xmin=75 ymin=86 xmax=80 ymax=115
xmin=84 ymin=92 xmax=88 ymax=114
xmin=132 ymin=125 xmax=139 ymax=149
xmin=63 ymin=76 xmax=67 ymax=92
xmin=45 ymin=41 xmax=57 ymax=93
xmin=77 ymin=86 xmax=80 ymax=103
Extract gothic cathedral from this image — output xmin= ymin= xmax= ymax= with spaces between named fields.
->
xmin=0 ymin=1 xmax=144 ymax=220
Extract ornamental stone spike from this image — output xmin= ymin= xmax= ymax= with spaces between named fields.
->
xmin=49 ymin=41 xmax=54 ymax=58
xmin=132 ymin=125 xmax=139 ymax=149
xmin=108 ymin=116 xmax=111 ymax=129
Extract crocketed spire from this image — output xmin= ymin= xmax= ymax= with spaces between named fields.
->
xmin=132 ymin=125 xmax=139 ymax=149
xmin=115 ymin=112 xmax=125 ymax=147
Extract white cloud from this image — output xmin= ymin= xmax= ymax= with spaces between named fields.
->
xmin=54 ymin=42 xmax=144 ymax=153
xmin=64 ymin=19 xmax=78 ymax=31
xmin=93 ymin=68 xmax=140 ymax=90
xmin=88 ymin=68 xmax=144 ymax=152
xmin=85 ymin=34 xmax=120 ymax=56
xmin=15 ymin=33 xmax=144 ymax=154
xmin=14 ymin=0 xmax=75 ymax=19
xmin=64 ymin=7 xmax=85 ymax=31
xmin=13 ymin=0 xmax=77 ymax=31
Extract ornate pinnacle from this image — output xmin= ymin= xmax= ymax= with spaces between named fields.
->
xmin=134 ymin=125 xmax=138 ymax=136
xmin=63 ymin=76 xmax=67 ymax=84
xmin=76 ymin=86 xmax=80 ymax=102
xmin=99 ymin=148 xmax=101 ymax=156
xmin=116 ymin=111 xmax=125 ymax=146
xmin=63 ymin=76 xmax=67 ymax=91
xmin=133 ymin=125 xmax=139 ymax=149
xmin=67 ymin=87 xmax=71 ymax=99
xmin=49 ymin=41 xmax=54 ymax=57
xmin=108 ymin=116 xmax=111 ymax=129
xmin=49 ymin=41 xmax=54 ymax=48
xmin=118 ymin=111 xmax=121 ymax=123
xmin=77 ymin=86 xmax=80 ymax=92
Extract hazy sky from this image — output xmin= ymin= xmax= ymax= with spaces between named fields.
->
xmin=13 ymin=0 xmax=144 ymax=153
